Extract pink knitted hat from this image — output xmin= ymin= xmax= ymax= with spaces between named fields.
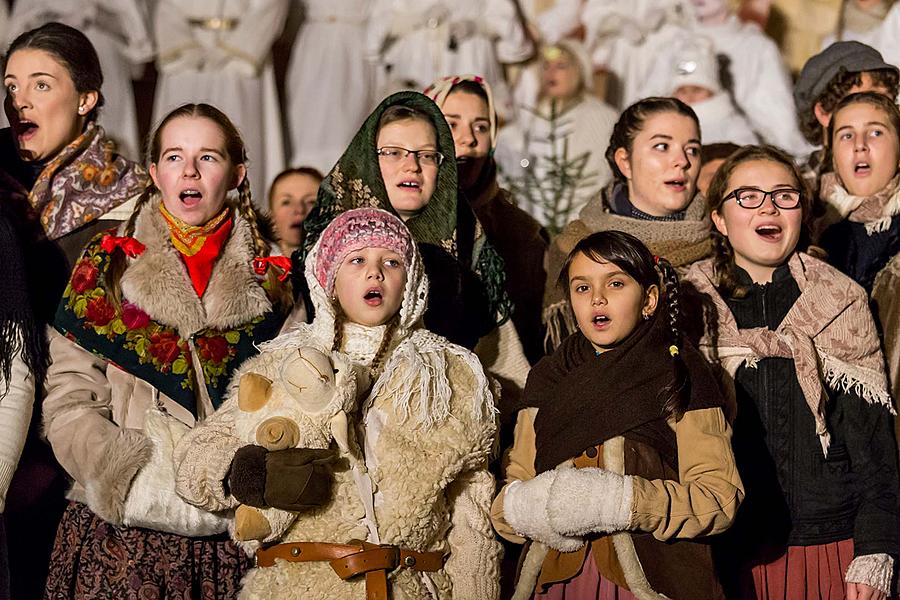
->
xmin=315 ymin=208 xmax=414 ymax=296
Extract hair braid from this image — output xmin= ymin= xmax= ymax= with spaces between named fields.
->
xmin=369 ymin=315 xmax=399 ymax=378
xmin=657 ymin=258 xmax=690 ymax=422
xmin=106 ymin=188 xmax=154 ymax=308
xmin=331 ymin=304 xmax=345 ymax=353
xmin=234 ymin=178 xmax=293 ymax=309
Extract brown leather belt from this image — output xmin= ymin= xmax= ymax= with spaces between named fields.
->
xmin=256 ymin=540 xmax=445 ymax=600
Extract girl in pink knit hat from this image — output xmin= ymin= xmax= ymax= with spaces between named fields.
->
xmin=177 ymin=207 xmax=503 ymax=599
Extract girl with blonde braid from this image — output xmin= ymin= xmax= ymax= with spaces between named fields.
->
xmin=42 ymin=103 xmax=292 ymax=597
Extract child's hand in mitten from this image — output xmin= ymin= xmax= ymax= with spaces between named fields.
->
xmin=546 ymin=467 xmax=633 ymax=536
xmin=228 ymin=445 xmax=338 ymax=511
xmin=503 ymin=471 xmax=583 ymax=553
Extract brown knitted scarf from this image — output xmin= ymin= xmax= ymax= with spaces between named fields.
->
xmin=524 ymin=309 xmax=726 ymax=474
xmin=543 ymin=183 xmax=712 ymax=349
xmin=685 ymin=252 xmax=894 ymax=455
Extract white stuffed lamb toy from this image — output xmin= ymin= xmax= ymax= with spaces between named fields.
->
xmin=229 ymin=346 xmax=366 ymax=549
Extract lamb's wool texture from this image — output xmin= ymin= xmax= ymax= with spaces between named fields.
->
xmin=175 ymin=210 xmax=501 ymax=599
xmin=228 ymin=347 xmax=366 ymax=550
xmin=121 ymin=196 xmax=272 ymax=339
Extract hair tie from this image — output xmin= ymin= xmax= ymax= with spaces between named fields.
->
xmin=253 ymin=256 xmax=292 ymax=282
xmin=668 ymin=345 xmax=679 ymax=357
xmin=101 ymin=234 xmax=146 ymax=258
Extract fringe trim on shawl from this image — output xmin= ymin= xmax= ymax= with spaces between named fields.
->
xmin=542 ymin=301 xmax=577 ymax=352
xmin=720 ymin=348 xmax=894 ymax=455
xmin=824 ymin=177 xmax=900 ymax=236
xmin=822 ymin=354 xmax=896 ymax=414
xmin=370 ymin=331 xmax=497 ymax=431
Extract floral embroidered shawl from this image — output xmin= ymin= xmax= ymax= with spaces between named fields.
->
xmin=54 ymin=230 xmax=284 ymax=417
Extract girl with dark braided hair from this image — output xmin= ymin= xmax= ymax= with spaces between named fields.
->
xmin=493 ymin=230 xmax=742 ymax=599
xmin=41 ymin=103 xmax=291 ymax=597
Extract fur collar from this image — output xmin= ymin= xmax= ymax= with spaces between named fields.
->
xmin=121 ymin=198 xmax=271 ymax=337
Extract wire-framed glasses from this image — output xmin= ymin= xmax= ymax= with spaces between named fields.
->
xmin=376 ymin=146 xmax=445 ymax=167
xmin=723 ymin=187 xmax=802 ymax=209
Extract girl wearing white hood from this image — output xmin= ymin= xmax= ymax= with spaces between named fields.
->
xmin=175 ymin=208 xmax=502 ymax=599
xmin=497 ymin=39 xmax=617 ymax=233
xmin=583 ymin=0 xmax=811 ymax=156
xmin=654 ymin=35 xmax=759 ymax=146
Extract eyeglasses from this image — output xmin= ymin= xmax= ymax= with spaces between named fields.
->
xmin=723 ymin=187 xmax=802 ymax=210
xmin=376 ymin=146 xmax=445 ymax=167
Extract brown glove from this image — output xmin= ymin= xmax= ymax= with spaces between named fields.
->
xmin=228 ymin=445 xmax=337 ymax=512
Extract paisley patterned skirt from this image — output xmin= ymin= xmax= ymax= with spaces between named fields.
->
xmin=44 ymin=502 xmax=251 ymax=599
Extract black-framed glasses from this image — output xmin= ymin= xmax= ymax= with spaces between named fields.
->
xmin=376 ymin=146 xmax=445 ymax=167
xmin=723 ymin=187 xmax=802 ymax=209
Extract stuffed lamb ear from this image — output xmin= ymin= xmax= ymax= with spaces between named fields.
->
xmin=238 ymin=373 xmax=273 ymax=412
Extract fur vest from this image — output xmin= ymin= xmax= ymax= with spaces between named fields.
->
xmin=43 ymin=199 xmax=286 ymax=529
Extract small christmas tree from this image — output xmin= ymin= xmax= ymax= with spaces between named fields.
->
xmin=502 ymin=101 xmax=597 ymax=236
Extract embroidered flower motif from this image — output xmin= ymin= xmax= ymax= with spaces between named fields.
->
xmin=85 ymin=296 xmax=116 ymax=327
xmin=71 ymin=259 xmax=99 ymax=293
xmin=98 ymin=167 xmax=116 ymax=187
xmin=348 ymin=178 xmax=380 ymax=207
xmin=122 ymin=302 xmax=151 ymax=330
xmin=148 ymin=331 xmax=182 ymax=366
xmin=81 ymin=164 xmax=98 ymax=182
xmin=196 ymin=335 xmax=234 ymax=364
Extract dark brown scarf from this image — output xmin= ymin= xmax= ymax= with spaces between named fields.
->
xmin=525 ymin=310 xmax=727 ymax=474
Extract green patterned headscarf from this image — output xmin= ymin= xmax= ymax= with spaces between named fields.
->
xmin=303 ymin=91 xmax=510 ymax=325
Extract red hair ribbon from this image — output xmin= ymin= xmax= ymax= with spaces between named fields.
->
xmin=101 ymin=234 xmax=146 ymax=258
xmin=253 ymin=256 xmax=292 ymax=282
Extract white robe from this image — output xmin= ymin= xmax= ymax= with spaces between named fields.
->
xmin=6 ymin=0 xmax=153 ymax=160
xmin=496 ymin=95 xmax=617 ymax=231
xmin=365 ymin=0 xmax=533 ymax=119
xmin=517 ymin=0 xmax=583 ymax=45
xmin=286 ymin=0 xmax=373 ymax=174
xmin=687 ymin=93 xmax=759 ymax=146
xmin=152 ymin=0 xmax=287 ymax=210
xmin=583 ymin=4 xmax=813 ymax=156
xmin=873 ymin=3 xmax=900 ymax=70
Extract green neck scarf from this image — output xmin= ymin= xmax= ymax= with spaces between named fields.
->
xmin=303 ymin=91 xmax=510 ymax=323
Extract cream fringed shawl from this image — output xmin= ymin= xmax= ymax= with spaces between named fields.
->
xmin=686 ymin=252 xmax=894 ymax=455
xmin=262 ymin=225 xmax=496 ymax=432
xmin=818 ymin=172 xmax=900 ymax=237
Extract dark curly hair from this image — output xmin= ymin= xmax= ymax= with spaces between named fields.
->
xmin=799 ymin=68 xmax=900 ymax=144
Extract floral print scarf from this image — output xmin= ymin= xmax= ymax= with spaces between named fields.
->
xmin=29 ymin=123 xmax=147 ymax=240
